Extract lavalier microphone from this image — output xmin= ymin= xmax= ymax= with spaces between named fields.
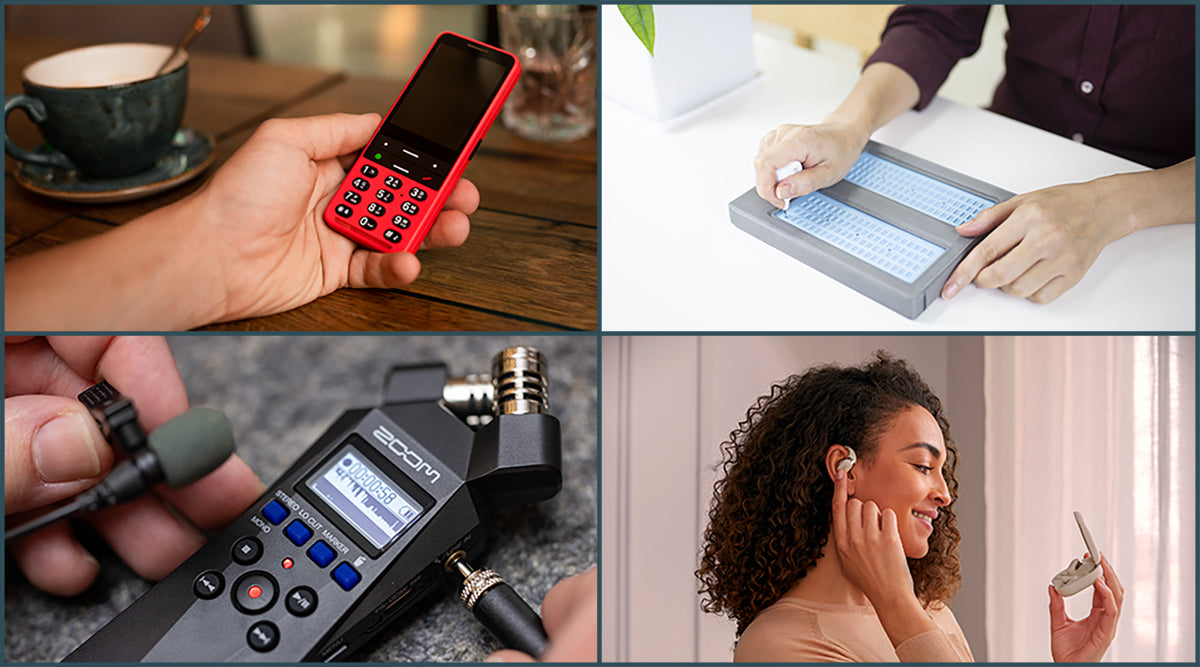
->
xmin=5 ymin=382 xmax=235 ymax=541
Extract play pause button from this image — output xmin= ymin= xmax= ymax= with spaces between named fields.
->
xmin=286 ymin=586 xmax=318 ymax=617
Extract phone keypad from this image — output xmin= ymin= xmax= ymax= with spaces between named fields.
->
xmin=329 ymin=155 xmax=445 ymax=249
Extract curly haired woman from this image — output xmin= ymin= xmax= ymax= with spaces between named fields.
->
xmin=696 ymin=352 xmax=1123 ymax=661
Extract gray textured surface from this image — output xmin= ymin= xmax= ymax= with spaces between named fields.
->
xmin=4 ymin=335 xmax=597 ymax=662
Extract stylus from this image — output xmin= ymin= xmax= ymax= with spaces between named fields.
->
xmin=446 ymin=552 xmax=549 ymax=658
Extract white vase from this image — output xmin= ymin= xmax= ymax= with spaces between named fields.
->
xmin=602 ymin=5 xmax=756 ymax=122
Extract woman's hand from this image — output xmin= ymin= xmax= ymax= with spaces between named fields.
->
xmin=831 ymin=470 xmax=914 ymax=605
xmin=1049 ymin=554 xmax=1124 ymax=662
xmin=831 ymin=470 xmax=937 ymax=647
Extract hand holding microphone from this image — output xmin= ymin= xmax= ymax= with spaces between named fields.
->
xmin=6 ymin=395 xmax=237 ymax=540
xmin=4 ymin=336 xmax=264 ymax=596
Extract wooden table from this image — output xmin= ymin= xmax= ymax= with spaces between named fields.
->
xmin=5 ymin=37 xmax=597 ymax=331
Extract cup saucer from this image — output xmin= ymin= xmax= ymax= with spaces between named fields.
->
xmin=13 ymin=128 xmax=216 ymax=204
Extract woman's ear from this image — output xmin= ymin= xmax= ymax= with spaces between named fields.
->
xmin=824 ymin=445 xmax=858 ymax=489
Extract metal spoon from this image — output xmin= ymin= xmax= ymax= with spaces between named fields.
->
xmin=156 ymin=6 xmax=212 ymax=76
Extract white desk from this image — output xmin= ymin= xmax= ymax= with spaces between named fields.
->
xmin=601 ymin=33 xmax=1195 ymax=331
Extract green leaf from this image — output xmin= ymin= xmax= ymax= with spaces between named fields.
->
xmin=619 ymin=5 xmax=655 ymax=56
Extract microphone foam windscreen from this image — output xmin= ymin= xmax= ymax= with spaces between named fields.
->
xmin=146 ymin=407 xmax=236 ymax=487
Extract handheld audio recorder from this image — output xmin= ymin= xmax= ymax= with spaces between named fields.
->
xmin=64 ymin=346 xmax=561 ymax=662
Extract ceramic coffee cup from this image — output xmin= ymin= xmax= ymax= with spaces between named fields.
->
xmin=5 ymin=43 xmax=188 ymax=179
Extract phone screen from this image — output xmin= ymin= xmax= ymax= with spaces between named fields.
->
xmin=362 ymin=35 xmax=514 ymax=190
xmin=384 ymin=39 xmax=512 ymax=155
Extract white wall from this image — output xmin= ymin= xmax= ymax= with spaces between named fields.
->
xmin=601 ymin=336 xmax=987 ymax=661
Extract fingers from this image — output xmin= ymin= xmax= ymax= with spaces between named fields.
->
xmin=7 ymin=521 xmax=101 ymax=596
xmin=942 ymin=207 xmax=1023 ymax=300
xmin=540 ymin=567 xmax=597 ymax=637
xmin=1098 ymin=554 xmax=1125 ymax=605
xmin=154 ymin=455 xmax=266 ymax=532
xmin=4 ymin=395 xmax=114 ymax=514
xmin=956 ymin=196 xmax=1019 ymax=238
xmin=422 ymin=209 xmax=471 ymax=249
xmin=1047 ymin=584 xmax=1068 ymax=630
xmin=85 ymin=495 xmax=207 ymax=581
xmin=537 ymin=568 xmax=598 ymax=661
xmin=446 ymin=177 xmax=480 ymax=217
xmin=831 ymin=470 xmax=849 ymax=551
xmin=345 ymin=250 xmax=423 ymax=289
xmin=5 ymin=337 xmax=188 ymax=432
xmin=48 ymin=336 xmax=188 ymax=430
xmin=1090 ymin=576 xmax=1119 ymax=640
xmin=258 ymin=113 xmax=382 ymax=162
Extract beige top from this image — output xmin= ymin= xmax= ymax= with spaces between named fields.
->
xmin=733 ymin=596 xmax=974 ymax=662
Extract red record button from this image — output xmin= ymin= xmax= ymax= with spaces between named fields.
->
xmin=233 ymin=571 xmax=278 ymax=614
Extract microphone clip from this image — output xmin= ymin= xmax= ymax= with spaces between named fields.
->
xmin=78 ymin=380 xmax=148 ymax=455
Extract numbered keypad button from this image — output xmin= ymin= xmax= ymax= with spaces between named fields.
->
xmin=376 ymin=189 xmax=394 ymax=203
xmin=383 ymin=229 xmax=402 ymax=244
xmin=400 ymin=201 xmax=419 ymax=215
xmin=358 ymin=216 xmax=377 ymax=231
xmin=352 ymin=178 xmax=370 ymax=191
xmin=408 ymin=187 xmax=427 ymax=201
xmin=367 ymin=202 xmax=385 ymax=216
xmin=343 ymin=191 xmax=361 ymax=205
xmin=360 ymin=164 xmax=378 ymax=178
xmin=392 ymin=215 xmax=410 ymax=229
xmin=384 ymin=175 xmax=401 ymax=189
xmin=334 ymin=204 xmax=352 ymax=218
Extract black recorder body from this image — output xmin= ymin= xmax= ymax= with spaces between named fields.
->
xmin=66 ymin=349 xmax=561 ymax=662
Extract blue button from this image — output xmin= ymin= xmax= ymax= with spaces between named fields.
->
xmin=261 ymin=500 xmax=287 ymax=526
xmin=307 ymin=541 xmax=335 ymax=568
xmin=332 ymin=563 xmax=361 ymax=591
xmin=285 ymin=520 xmax=312 ymax=546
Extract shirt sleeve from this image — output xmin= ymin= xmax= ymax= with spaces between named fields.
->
xmin=864 ymin=5 xmax=993 ymax=110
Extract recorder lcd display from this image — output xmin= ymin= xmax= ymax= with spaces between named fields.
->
xmin=305 ymin=445 xmax=423 ymax=550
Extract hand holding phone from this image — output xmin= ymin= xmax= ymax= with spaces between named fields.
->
xmin=324 ymin=32 xmax=520 ymax=253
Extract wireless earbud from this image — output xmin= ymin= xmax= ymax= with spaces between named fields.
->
xmin=1051 ymin=511 xmax=1102 ymax=597
xmin=835 ymin=446 xmax=857 ymax=474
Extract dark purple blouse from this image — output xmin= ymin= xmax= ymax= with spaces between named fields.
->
xmin=865 ymin=5 xmax=1195 ymax=168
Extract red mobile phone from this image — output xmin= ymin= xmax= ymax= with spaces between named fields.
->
xmin=324 ymin=32 xmax=520 ymax=253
